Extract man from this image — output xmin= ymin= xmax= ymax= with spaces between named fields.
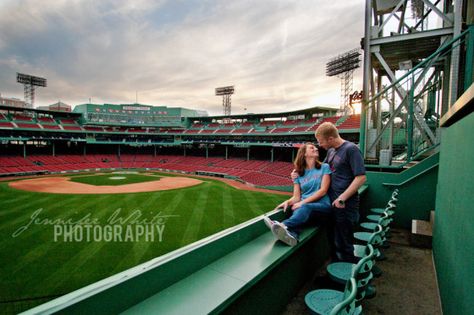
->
xmin=293 ymin=122 xmax=366 ymax=262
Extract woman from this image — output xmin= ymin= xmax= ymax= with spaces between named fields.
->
xmin=264 ymin=142 xmax=331 ymax=246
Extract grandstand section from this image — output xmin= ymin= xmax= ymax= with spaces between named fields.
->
xmin=0 ymin=154 xmax=294 ymax=187
xmin=0 ymin=104 xmax=359 ymax=151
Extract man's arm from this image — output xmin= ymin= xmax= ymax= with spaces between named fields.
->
xmin=333 ymin=175 xmax=366 ymax=208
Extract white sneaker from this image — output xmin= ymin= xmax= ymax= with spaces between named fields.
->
xmin=271 ymin=222 xmax=297 ymax=246
xmin=263 ymin=216 xmax=274 ymax=230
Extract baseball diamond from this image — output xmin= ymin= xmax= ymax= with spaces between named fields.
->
xmin=0 ymin=172 xmax=289 ymax=312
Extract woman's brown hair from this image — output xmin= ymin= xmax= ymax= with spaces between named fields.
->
xmin=294 ymin=142 xmax=322 ymax=176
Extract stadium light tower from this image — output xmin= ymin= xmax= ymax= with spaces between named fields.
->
xmin=326 ymin=49 xmax=361 ymax=114
xmin=215 ymin=86 xmax=234 ymax=117
xmin=16 ymin=72 xmax=47 ymax=108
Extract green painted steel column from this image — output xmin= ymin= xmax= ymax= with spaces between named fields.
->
xmin=154 ymin=145 xmax=156 ymax=157
xmin=184 ymin=146 xmax=186 ymax=157
xmin=23 ymin=143 xmax=26 ymax=158
xmin=360 ymin=103 xmax=367 ymax=157
xmin=291 ymin=149 xmax=295 ymax=162
xmin=247 ymin=148 xmax=250 ymax=161
xmin=225 ymin=146 xmax=228 ymax=160
xmin=464 ymin=25 xmax=474 ymax=91
xmin=360 ymin=0 xmax=372 ymax=157
xmin=270 ymin=148 xmax=274 ymax=162
xmin=206 ymin=145 xmax=208 ymax=159
xmin=375 ymin=72 xmax=382 ymax=157
xmin=118 ymin=144 xmax=121 ymax=158
xmin=83 ymin=145 xmax=86 ymax=156
xmin=389 ymin=89 xmax=395 ymax=154
xmin=407 ymin=75 xmax=415 ymax=161
xmin=52 ymin=142 xmax=55 ymax=157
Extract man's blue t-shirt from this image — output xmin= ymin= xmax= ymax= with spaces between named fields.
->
xmin=294 ymin=163 xmax=332 ymax=207
xmin=324 ymin=141 xmax=366 ymax=209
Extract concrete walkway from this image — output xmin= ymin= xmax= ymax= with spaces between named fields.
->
xmin=281 ymin=228 xmax=442 ymax=315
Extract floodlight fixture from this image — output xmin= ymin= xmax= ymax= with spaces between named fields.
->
xmin=215 ymin=85 xmax=234 ymax=117
xmin=16 ymin=72 xmax=47 ymax=107
xmin=326 ymin=49 xmax=361 ymax=113
xmin=215 ymin=86 xmax=234 ymax=96
xmin=17 ymin=73 xmax=47 ymax=87
xmin=326 ymin=49 xmax=361 ymax=77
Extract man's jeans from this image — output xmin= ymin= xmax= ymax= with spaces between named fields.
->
xmin=333 ymin=207 xmax=359 ymax=263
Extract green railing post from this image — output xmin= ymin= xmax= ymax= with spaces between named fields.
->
xmin=464 ymin=25 xmax=474 ymax=91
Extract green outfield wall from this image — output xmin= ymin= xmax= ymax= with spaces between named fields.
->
xmin=433 ymin=111 xmax=474 ymax=315
xmin=22 ymin=211 xmax=330 ymax=314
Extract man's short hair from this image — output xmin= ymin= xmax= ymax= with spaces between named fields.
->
xmin=315 ymin=122 xmax=339 ymax=139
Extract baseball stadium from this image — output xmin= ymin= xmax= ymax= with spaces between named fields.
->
xmin=1 ymin=1 xmax=474 ymax=315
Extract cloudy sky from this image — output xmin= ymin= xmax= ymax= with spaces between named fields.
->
xmin=0 ymin=0 xmax=365 ymax=115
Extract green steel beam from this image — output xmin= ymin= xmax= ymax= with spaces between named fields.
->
xmin=366 ymin=28 xmax=471 ymax=105
xmin=407 ymin=76 xmax=415 ymax=161
xmin=464 ymin=25 xmax=474 ymax=91
xmin=360 ymin=101 xmax=367 ymax=157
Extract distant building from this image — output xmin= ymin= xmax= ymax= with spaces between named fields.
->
xmin=74 ymin=103 xmax=207 ymax=127
xmin=37 ymin=101 xmax=72 ymax=112
xmin=0 ymin=94 xmax=27 ymax=108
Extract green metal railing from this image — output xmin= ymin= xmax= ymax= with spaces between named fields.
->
xmin=360 ymin=26 xmax=474 ymax=165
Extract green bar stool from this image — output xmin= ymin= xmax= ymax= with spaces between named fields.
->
xmin=360 ymin=212 xmax=390 ymax=233
xmin=354 ymin=225 xmax=385 ymax=277
xmin=369 ymin=202 xmax=396 ymax=216
xmin=370 ymin=190 xmax=398 ymax=215
xmin=305 ymin=278 xmax=359 ymax=315
xmin=366 ymin=202 xmax=396 ymax=231
xmin=360 ymin=212 xmax=391 ymax=249
xmin=327 ymin=244 xmax=376 ymax=300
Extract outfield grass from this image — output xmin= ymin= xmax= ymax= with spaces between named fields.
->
xmin=70 ymin=173 xmax=162 ymax=186
xmin=0 ymin=173 xmax=287 ymax=313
